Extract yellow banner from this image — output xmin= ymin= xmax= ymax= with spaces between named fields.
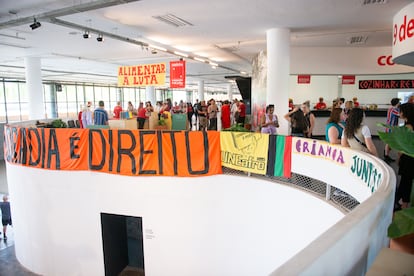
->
xmin=220 ymin=132 xmax=269 ymax=175
xmin=118 ymin=63 xmax=166 ymax=87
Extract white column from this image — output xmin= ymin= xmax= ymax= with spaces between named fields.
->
xmin=267 ymin=28 xmax=290 ymax=135
xmin=156 ymin=89 xmax=163 ymax=102
xmin=227 ymin=83 xmax=233 ymax=100
xmin=198 ymin=80 xmax=205 ymax=101
xmin=145 ymin=86 xmax=156 ymax=104
xmin=25 ymin=57 xmax=44 ymax=120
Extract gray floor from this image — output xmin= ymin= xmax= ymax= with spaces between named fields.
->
xmin=0 ymin=137 xmax=400 ymax=276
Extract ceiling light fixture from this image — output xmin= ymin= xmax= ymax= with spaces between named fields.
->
xmin=83 ymin=30 xmax=90 ymax=39
xmin=29 ymin=18 xmax=41 ymax=30
xmin=96 ymin=34 xmax=104 ymax=42
xmin=209 ymin=61 xmax=218 ymax=67
xmin=174 ymin=51 xmax=188 ymax=58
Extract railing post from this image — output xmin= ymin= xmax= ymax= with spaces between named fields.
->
xmin=325 ymin=184 xmax=331 ymax=201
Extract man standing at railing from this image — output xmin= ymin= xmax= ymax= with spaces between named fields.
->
xmin=94 ymin=100 xmax=109 ymax=125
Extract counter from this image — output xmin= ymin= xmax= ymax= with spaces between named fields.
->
xmin=108 ymin=118 xmax=137 ymax=129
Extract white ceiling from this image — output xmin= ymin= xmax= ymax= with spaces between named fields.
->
xmin=0 ymin=0 xmax=412 ymax=88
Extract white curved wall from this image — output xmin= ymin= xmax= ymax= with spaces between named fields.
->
xmin=7 ymin=164 xmax=343 ymax=276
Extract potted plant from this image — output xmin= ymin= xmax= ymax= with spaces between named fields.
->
xmin=48 ymin=119 xmax=67 ymax=128
xmin=378 ymin=123 xmax=414 ymax=253
xmin=221 ymin=123 xmax=250 ymax=132
xmin=154 ymin=117 xmax=168 ymax=130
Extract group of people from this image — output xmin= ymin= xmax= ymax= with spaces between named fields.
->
xmin=77 ymin=100 xmax=109 ymax=127
xmin=265 ymin=96 xmax=414 ymax=212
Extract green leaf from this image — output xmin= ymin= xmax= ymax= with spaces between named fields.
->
xmin=388 ymin=207 xmax=414 ymax=238
xmin=222 ymin=123 xmax=250 ymax=132
xmin=377 ymin=123 xmax=414 ymax=158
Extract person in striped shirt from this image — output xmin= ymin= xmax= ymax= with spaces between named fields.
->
xmin=94 ymin=100 xmax=109 ymax=126
xmin=384 ymin=97 xmax=400 ymax=163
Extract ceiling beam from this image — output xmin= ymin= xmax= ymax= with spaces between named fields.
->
xmin=0 ymin=0 xmax=141 ymax=29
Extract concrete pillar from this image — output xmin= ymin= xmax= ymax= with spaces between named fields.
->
xmin=266 ymin=28 xmax=290 ymax=135
xmin=145 ymin=86 xmax=156 ymax=104
xmin=49 ymin=84 xmax=57 ymax=118
xmin=25 ymin=56 xmax=44 ymax=120
xmin=198 ymin=80 xmax=205 ymax=101
xmin=227 ymin=83 xmax=233 ymax=100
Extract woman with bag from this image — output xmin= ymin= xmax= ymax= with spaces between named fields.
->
xmin=341 ymin=108 xmax=378 ymax=156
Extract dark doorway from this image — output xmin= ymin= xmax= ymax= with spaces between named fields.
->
xmin=101 ymin=213 xmax=145 ymax=276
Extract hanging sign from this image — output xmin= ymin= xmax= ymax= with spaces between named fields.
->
xmin=342 ymin=75 xmax=356 ymax=85
xmin=170 ymin=60 xmax=186 ymax=88
xmin=297 ymin=75 xmax=311 ymax=84
xmin=118 ymin=63 xmax=166 ymax=87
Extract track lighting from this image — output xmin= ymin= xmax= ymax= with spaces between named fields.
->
xmin=97 ymin=34 xmax=104 ymax=42
xmin=30 ymin=18 xmax=41 ymax=30
xmin=83 ymin=30 xmax=90 ymax=39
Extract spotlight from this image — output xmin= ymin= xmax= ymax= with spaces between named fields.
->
xmin=151 ymin=49 xmax=157 ymax=54
xmin=96 ymin=34 xmax=104 ymax=42
xmin=30 ymin=18 xmax=41 ymax=30
xmin=83 ymin=30 xmax=90 ymax=39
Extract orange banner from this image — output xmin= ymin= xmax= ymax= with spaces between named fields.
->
xmin=4 ymin=127 xmax=222 ymax=177
xmin=118 ymin=63 xmax=166 ymax=87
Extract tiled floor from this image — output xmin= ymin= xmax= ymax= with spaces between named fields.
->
xmin=0 ymin=137 xmax=403 ymax=275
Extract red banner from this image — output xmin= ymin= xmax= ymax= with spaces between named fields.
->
xmin=297 ymin=75 xmax=311 ymax=84
xmin=3 ymin=127 xmax=222 ymax=177
xmin=170 ymin=60 xmax=186 ymax=88
xmin=342 ymin=75 xmax=355 ymax=85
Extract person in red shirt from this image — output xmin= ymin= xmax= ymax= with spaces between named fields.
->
xmin=352 ymin=97 xmax=360 ymax=108
xmin=314 ymin=97 xmax=327 ymax=110
xmin=113 ymin=101 xmax=123 ymax=119
xmin=221 ymin=100 xmax=231 ymax=129
xmin=78 ymin=104 xmax=83 ymax=128
xmin=237 ymin=100 xmax=246 ymax=127
xmin=288 ymin=98 xmax=294 ymax=111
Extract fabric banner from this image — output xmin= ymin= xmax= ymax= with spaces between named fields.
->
xmin=220 ymin=132 xmax=269 ymax=175
xmin=265 ymin=135 xmax=292 ymax=178
xmin=3 ymin=127 xmax=222 ymax=177
xmin=170 ymin=60 xmax=186 ymax=88
xmin=118 ymin=63 xmax=166 ymax=87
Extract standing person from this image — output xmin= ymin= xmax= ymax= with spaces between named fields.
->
xmin=314 ymin=97 xmax=327 ymax=110
xmin=207 ymin=99 xmax=219 ymax=130
xmin=325 ymin=108 xmax=344 ymax=144
xmin=127 ymin=101 xmax=136 ymax=116
xmin=261 ymin=104 xmax=279 ymax=134
xmin=284 ymin=106 xmax=307 ymax=137
xmin=113 ymin=101 xmax=123 ymax=119
xmin=231 ymin=99 xmax=239 ymax=125
xmin=94 ymin=100 xmax=109 ymax=125
xmin=341 ymin=108 xmax=378 ymax=156
xmin=339 ymin=98 xmax=346 ymax=109
xmin=82 ymin=101 xmax=93 ymax=128
xmin=395 ymin=103 xmax=414 ymax=210
xmin=352 ymin=97 xmax=360 ymax=108
xmin=302 ymin=101 xmax=315 ymax=138
xmin=0 ymin=195 xmax=12 ymax=240
xmin=78 ymin=104 xmax=84 ymax=128
xmin=221 ymin=100 xmax=231 ymax=129
xmin=288 ymin=98 xmax=294 ymax=111
xmin=237 ymin=99 xmax=246 ymax=127
xmin=137 ymin=102 xmax=146 ymax=129
xmin=384 ymin=98 xmax=400 ymax=163
xmin=198 ymin=100 xmax=208 ymax=131
xmin=186 ymin=102 xmax=194 ymax=130
xmin=193 ymin=99 xmax=200 ymax=127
